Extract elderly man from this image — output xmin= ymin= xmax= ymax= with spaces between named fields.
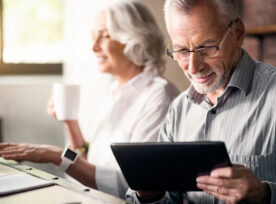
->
xmin=126 ymin=0 xmax=276 ymax=203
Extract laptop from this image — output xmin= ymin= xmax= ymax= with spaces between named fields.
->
xmin=111 ymin=141 xmax=231 ymax=191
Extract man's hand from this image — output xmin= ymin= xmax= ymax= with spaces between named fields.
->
xmin=196 ymin=164 xmax=271 ymax=204
xmin=136 ymin=191 xmax=165 ymax=203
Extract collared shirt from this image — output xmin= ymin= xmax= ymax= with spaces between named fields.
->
xmin=126 ymin=50 xmax=276 ymax=204
xmin=87 ymin=68 xmax=179 ymax=198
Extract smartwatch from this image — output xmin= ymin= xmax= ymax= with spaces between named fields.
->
xmin=60 ymin=148 xmax=78 ymax=171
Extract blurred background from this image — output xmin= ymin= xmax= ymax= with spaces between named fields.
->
xmin=0 ymin=0 xmax=275 ymax=176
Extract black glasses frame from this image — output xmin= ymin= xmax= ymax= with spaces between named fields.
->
xmin=166 ymin=19 xmax=239 ymax=60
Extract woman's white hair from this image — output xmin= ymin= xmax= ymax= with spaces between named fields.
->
xmin=104 ymin=0 xmax=165 ymax=73
xmin=164 ymin=0 xmax=240 ymax=30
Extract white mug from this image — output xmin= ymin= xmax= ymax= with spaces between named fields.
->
xmin=52 ymin=83 xmax=80 ymax=121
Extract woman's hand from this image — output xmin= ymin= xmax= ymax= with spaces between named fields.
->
xmin=47 ymin=92 xmax=78 ymax=123
xmin=47 ymin=92 xmax=57 ymax=119
xmin=0 ymin=143 xmax=63 ymax=165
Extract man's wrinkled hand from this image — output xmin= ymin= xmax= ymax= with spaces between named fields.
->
xmin=196 ymin=164 xmax=271 ymax=204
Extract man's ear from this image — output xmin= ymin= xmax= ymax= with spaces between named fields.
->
xmin=234 ymin=19 xmax=245 ymax=47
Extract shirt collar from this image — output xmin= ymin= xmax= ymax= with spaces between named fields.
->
xmin=186 ymin=85 xmax=205 ymax=105
xmin=186 ymin=49 xmax=255 ymax=104
xmin=227 ymin=49 xmax=255 ymax=95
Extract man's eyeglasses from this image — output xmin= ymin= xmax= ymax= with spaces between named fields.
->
xmin=166 ymin=19 xmax=238 ymax=61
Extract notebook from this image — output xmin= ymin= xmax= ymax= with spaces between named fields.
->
xmin=0 ymin=173 xmax=55 ymax=196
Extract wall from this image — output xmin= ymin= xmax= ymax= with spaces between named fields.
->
xmin=141 ymin=0 xmax=190 ymax=91
xmin=241 ymin=0 xmax=276 ymax=66
xmin=0 ymin=76 xmax=65 ymax=176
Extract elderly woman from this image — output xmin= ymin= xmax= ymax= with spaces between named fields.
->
xmin=0 ymin=0 xmax=179 ymax=198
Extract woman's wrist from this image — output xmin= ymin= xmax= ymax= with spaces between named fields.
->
xmin=63 ymin=120 xmax=85 ymax=149
xmin=63 ymin=120 xmax=78 ymax=125
xmin=46 ymin=145 xmax=63 ymax=166
xmin=73 ymin=141 xmax=90 ymax=154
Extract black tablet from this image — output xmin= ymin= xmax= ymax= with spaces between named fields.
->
xmin=110 ymin=141 xmax=231 ymax=191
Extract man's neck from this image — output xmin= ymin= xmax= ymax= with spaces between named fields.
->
xmin=206 ymin=87 xmax=226 ymax=105
xmin=206 ymin=48 xmax=243 ymax=106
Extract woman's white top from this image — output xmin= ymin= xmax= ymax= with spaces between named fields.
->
xmin=87 ymin=68 xmax=179 ymax=198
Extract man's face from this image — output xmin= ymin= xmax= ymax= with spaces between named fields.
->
xmin=168 ymin=2 xmax=242 ymax=94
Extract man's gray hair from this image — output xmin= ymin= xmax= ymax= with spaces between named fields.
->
xmin=104 ymin=0 xmax=165 ymax=73
xmin=164 ymin=0 xmax=240 ymax=29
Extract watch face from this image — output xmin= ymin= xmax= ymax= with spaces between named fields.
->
xmin=65 ymin=149 xmax=77 ymax=160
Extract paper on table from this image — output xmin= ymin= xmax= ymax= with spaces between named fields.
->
xmin=0 ymin=173 xmax=55 ymax=196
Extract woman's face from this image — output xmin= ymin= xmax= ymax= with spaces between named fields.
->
xmin=92 ymin=12 xmax=129 ymax=75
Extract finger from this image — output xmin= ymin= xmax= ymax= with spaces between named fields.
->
xmin=0 ymin=149 xmax=25 ymax=156
xmin=136 ymin=191 xmax=165 ymax=202
xmin=0 ymin=147 xmax=21 ymax=154
xmin=47 ymin=94 xmax=54 ymax=109
xmin=2 ymin=145 xmax=27 ymax=150
xmin=47 ymin=99 xmax=57 ymax=118
xmin=47 ymin=107 xmax=55 ymax=116
xmin=197 ymin=182 xmax=238 ymax=196
xmin=136 ymin=191 xmax=160 ymax=197
xmin=205 ymin=190 xmax=243 ymax=204
xmin=197 ymin=176 xmax=238 ymax=188
xmin=51 ymin=110 xmax=57 ymax=118
xmin=210 ymin=166 xmax=245 ymax=179
xmin=47 ymin=100 xmax=54 ymax=111
xmin=0 ymin=143 xmax=16 ymax=149
xmin=232 ymin=163 xmax=244 ymax=168
xmin=2 ymin=153 xmax=27 ymax=162
xmin=49 ymin=98 xmax=54 ymax=107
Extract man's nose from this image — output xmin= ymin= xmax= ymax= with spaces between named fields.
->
xmin=186 ymin=52 xmax=203 ymax=75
